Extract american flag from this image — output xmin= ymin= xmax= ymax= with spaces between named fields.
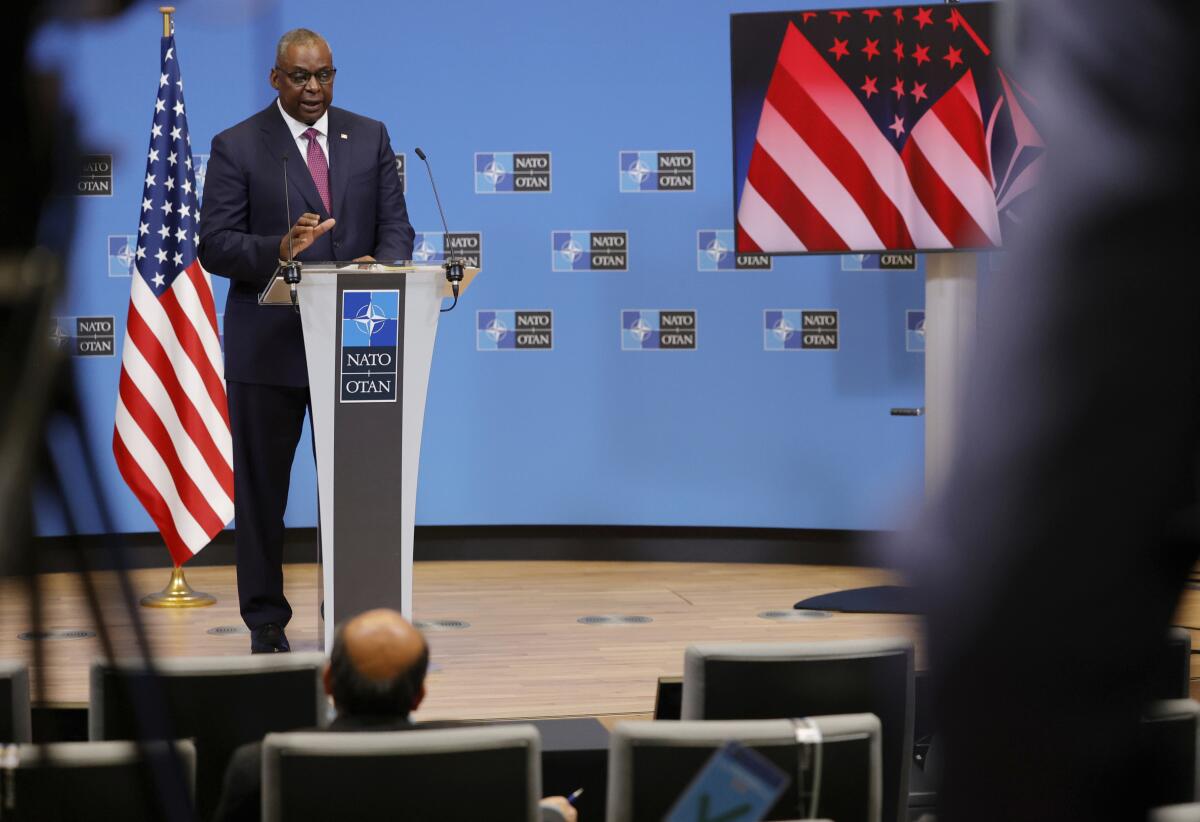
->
xmin=113 ymin=32 xmax=234 ymax=565
xmin=736 ymin=4 xmax=1042 ymax=253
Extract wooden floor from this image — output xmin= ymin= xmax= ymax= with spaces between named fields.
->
xmin=6 ymin=561 xmax=1199 ymax=721
xmin=0 ymin=561 xmax=921 ymax=720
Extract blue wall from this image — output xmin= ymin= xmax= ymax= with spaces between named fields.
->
xmin=34 ymin=0 xmax=926 ymax=537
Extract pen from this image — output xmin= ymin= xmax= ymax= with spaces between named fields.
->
xmin=566 ymin=788 xmax=584 ymax=806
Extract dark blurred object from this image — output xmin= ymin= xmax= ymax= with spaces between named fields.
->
xmin=897 ymin=2 xmax=1200 ymax=820
xmin=2 ymin=2 xmax=195 ymax=819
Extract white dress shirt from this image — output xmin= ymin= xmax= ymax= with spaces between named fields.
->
xmin=276 ymin=98 xmax=330 ymax=170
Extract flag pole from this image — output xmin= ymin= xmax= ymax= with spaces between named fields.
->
xmin=139 ymin=5 xmax=217 ymax=609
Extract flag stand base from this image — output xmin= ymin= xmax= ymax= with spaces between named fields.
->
xmin=140 ymin=566 xmax=216 ymax=608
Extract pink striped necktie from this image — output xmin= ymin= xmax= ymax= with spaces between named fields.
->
xmin=302 ymin=127 xmax=332 ymax=215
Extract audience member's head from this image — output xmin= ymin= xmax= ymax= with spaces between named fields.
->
xmin=324 ymin=609 xmax=429 ymax=718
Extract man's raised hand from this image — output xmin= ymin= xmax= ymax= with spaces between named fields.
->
xmin=280 ymin=212 xmax=336 ymax=260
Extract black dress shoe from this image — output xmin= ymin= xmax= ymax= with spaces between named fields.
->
xmin=250 ymin=623 xmax=291 ymax=654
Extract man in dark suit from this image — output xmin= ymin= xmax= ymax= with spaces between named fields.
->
xmin=212 ymin=610 xmax=577 ymax=822
xmin=198 ymin=29 xmax=414 ymax=653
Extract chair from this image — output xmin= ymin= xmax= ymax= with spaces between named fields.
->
xmin=1 ymin=659 xmax=31 ymax=743
xmin=2 ymin=739 xmax=195 ymax=820
xmin=681 ymin=638 xmax=914 ymax=822
xmin=262 ymin=724 xmax=542 ymax=822
xmin=1153 ymin=805 xmax=1200 ymax=822
xmin=606 ymin=714 xmax=881 ymax=822
xmin=90 ymin=653 xmax=325 ymax=820
xmin=1141 ymin=699 xmax=1200 ymax=808
xmin=1151 ymin=627 xmax=1194 ymax=701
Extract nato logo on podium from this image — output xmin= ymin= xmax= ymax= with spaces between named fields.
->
xmin=339 ymin=290 xmax=400 ymax=403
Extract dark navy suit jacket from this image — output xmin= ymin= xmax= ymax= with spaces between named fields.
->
xmin=198 ymin=102 xmax=414 ymax=386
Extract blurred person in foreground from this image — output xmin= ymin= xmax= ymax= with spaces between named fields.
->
xmin=213 ymin=609 xmax=577 ymax=822
xmin=897 ymin=2 xmax=1200 ymax=820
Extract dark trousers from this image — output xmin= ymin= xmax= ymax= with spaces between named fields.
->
xmin=227 ymin=380 xmax=310 ymax=630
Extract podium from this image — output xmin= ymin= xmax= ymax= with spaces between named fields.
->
xmin=260 ymin=261 xmax=479 ymax=650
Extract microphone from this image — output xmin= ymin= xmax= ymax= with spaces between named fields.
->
xmin=414 ymin=146 xmax=463 ymax=312
xmin=281 ymin=151 xmax=301 ymax=312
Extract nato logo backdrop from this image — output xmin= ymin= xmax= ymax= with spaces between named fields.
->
xmin=697 ymin=230 xmax=772 ymax=271
xmin=475 ymin=152 xmax=552 ymax=193
xmin=50 ymin=316 xmax=115 ymax=357
xmin=552 ymin=231 xmax=628 ymax=271
xmin=622 ymin=310 xmax=697 ymax=350
xmin=340 ymin=290 xmax=400 ymax=403
xmin=906 ymin=309 xmax=926 ymax=352
xmin=763 ymin=310 xmax=804 ymax=351
xmin=841 ymin=253 xmax=918 ymax=271
xmin=413 ymin=231 xmax=483 ymax=269
xmin=619 ymin=150 xmax=695 ymax=192
xmin=477 ymin=310 xmax=553 ymax=350
xmin=108 ymin=235 xmax=136 ymax=277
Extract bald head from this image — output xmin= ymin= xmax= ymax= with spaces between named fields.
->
xmin=343 ymin=609 xmax=426 ymax=681
xmin=327 ymin=609 xmax=429 ymax=717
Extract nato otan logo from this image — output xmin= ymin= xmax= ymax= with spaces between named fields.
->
xmin=475 ymin=152 xmax=551 ymax=193
xmin=413 ymin=231 xmax=482 ymax=269
xmin=476 ymin=310 xmax=553 ymax=350
xmin=552 ymin=231 xmax=628 ymax=271
xmin=108 ymin=235 xmax=136 ymax=277
xmin=77 ymin=154 xmax=113 ymax=197
xmin=841 ymin=253 xmax=917 ymax=271
xmin=697 ymin=230 xmax=771 ymax=271
xmin=765 ymin=310 xmax=839 ymax=350
xmin=394 ymin=152 xmax=407 ymax=194
xmin=763 ymin=310 xmax=804 ymax=351
xmin=906 ymin=309 xmax=926 ymax=353
xmin=619 ymin=150 xmax=695 ymax=192
xmin=340 ymin=290 xmax=400 ymax=403
xmin=622 ymin=310 xmax=697 ymax=350
xmin=193 ymin=153 xmax=209 ymax=201
xmin=50 ymin=316 xmax=116 ymax=357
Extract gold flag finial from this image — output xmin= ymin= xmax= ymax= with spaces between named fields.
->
xmin=159 ymin=6 xmax=175 ymax=37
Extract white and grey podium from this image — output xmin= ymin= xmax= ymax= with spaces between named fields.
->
xmin=260 ymin=262 xmax=478 ymax=650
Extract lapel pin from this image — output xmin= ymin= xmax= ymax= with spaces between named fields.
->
xmin=340 ymin=133 xmax=348 ymax=139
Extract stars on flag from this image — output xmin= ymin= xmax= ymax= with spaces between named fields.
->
xmin=802 ymin=5 xmax=988 ymax=147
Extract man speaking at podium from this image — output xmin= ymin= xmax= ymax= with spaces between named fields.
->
xmin=199 ymin=28 xmax=414 ymax=653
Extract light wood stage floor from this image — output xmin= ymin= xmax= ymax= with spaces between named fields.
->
xmin=2 ymin=561 xmax=919 ymax=719
xmin=4 ymin=561 xmax=1198 ymax=722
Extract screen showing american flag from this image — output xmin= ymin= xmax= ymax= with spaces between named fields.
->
xmin=113 ymin=32 xmax=234 ymax=565
xmin=731 ymin=3 xmax=1042 ymax=254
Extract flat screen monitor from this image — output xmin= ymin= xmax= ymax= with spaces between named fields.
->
xmin=731 ymin=3 xmax=1042 ymax=254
